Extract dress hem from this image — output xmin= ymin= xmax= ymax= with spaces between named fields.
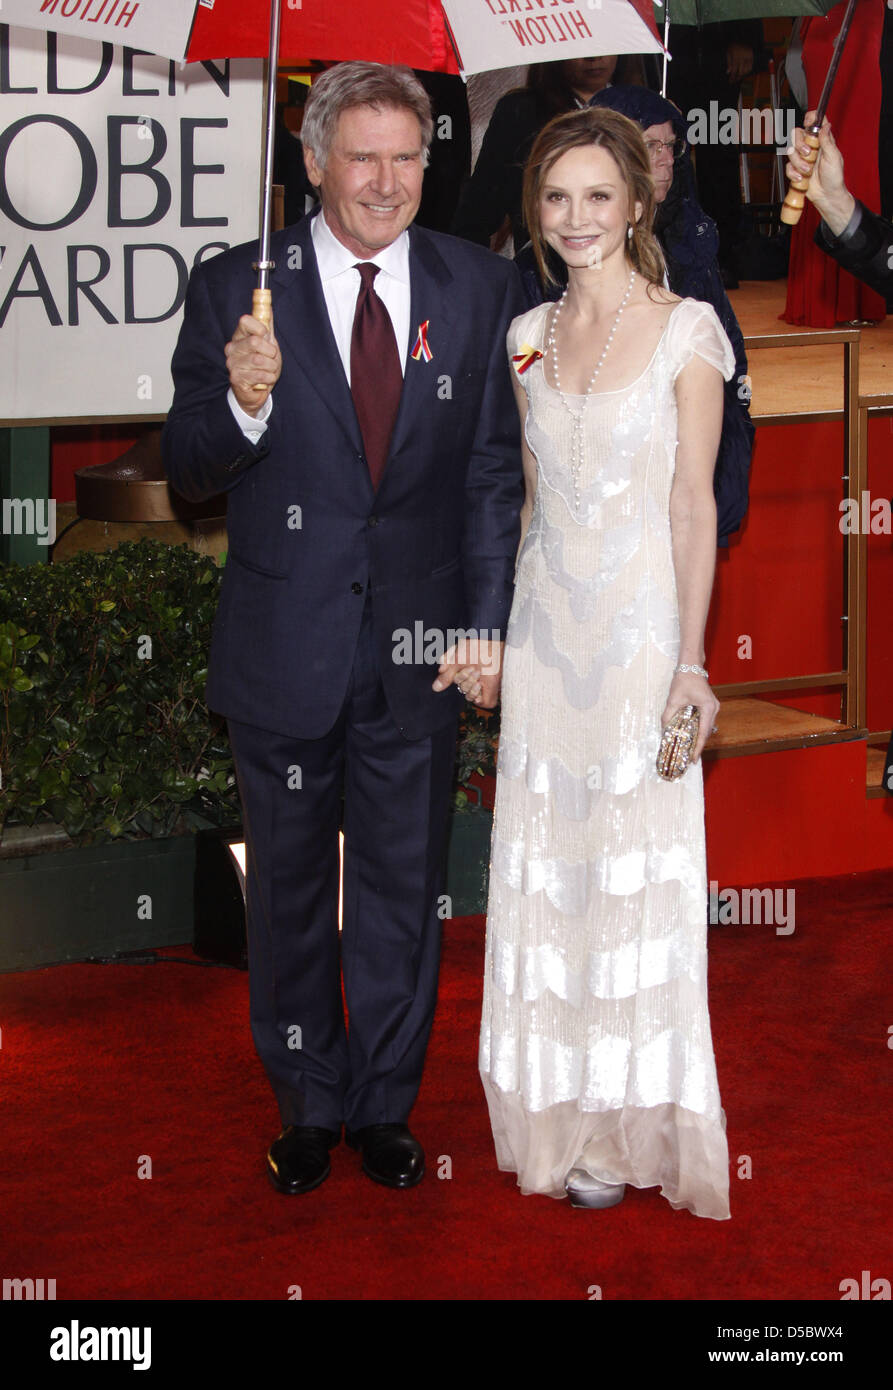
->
xmin=481 ymin=1073 xmax=731 ymax=1221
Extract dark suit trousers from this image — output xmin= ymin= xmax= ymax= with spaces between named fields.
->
xmin=226 ymin=596 xmax=459 ymax=1132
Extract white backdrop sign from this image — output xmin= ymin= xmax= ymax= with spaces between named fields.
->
xmin=0 ymin=25 xmax=263 ymax=420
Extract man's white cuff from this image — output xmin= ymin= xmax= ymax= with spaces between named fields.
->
xmin=227 ymin=387 xmax=272 ymax=442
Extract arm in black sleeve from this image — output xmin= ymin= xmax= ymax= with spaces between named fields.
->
xmin=814 ymin=201 xmax=893 ymax=300
xmin=708 ymin=271 xmax=755 ymax=546
xmin=161 ymin=264 xmax=271 ymax=503
xmin=461 ymin=262 xmax=527 ymax=636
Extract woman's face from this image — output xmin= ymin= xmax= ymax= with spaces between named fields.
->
xmin=562 ymin=56 xmax=617 ymax=100
xmin=539 ymin=143 xmax=642 ymax=273
xmin=642 ymin=121 xmax=676 ymax=204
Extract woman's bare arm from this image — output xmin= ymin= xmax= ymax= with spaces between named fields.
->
xmin=665 ymin=351 xmax=723 ymax=760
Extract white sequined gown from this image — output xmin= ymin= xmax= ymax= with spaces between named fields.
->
xmin=479 ymin=297 xmax=735 ymax=1220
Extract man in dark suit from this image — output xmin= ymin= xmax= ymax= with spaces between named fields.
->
xmin=162 ymin=62 xmax=524 ymax=1195
xmin=787 ymin=111 xmax=893 ymax=299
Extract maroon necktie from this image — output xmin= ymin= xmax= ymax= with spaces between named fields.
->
xmin=349 ymin=262 xmax=403 ymax=490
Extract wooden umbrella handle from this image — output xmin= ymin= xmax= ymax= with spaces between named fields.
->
xmin=780 ymin=130 xmax=820 ymax=226
xmin=251 ymin=287 xmax=273 ymax=391
xmin=252 ymin=287 xmax=272 ymax=329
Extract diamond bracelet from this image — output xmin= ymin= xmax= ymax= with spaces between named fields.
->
xmin=675 ymin=663 xmax=709 ymax=679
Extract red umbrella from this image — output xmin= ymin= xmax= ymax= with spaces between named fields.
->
xmin=187 ymin=0 xmax=662 ymax=69
xmin=4 ymin=0 xmax=664 ymax=325
xmin=4 ymin=0 xmax=664 ymax=339
xmin=187 ymin=0 xmax=663 ymax=335
xmin=188 ymin=0 xmax=456 ymax=69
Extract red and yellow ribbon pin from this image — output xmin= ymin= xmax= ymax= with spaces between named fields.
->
xmin=513 ymin=343 xmax=543 ymax=375
xmin=411 ymin=320 xmax=433 ymax=362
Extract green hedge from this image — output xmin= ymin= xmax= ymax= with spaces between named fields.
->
xmin=0 ymin=540 xmax=238 ymax=844
xmin=0 ymin=539 xmax=498 ymax=846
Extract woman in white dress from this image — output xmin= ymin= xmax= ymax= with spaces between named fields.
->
xmin=475 ymin=108 xmax=734 ymax=1219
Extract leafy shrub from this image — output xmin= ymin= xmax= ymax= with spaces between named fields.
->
xmin=453 ymin=705 xmax=499 ymax=809
xmin=0 ymin=540 xmax=239 ymax=843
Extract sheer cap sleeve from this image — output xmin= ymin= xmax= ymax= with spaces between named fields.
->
xmin=667 ymin=298 xmax=736 ymax=383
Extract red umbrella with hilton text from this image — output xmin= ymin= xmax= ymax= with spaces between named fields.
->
xmin=5 ymin=0 xmax=665 ymax=338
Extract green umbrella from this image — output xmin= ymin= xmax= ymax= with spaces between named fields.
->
xmin=653 ymin=0 xmax=852 ymax=214
xmin=654 ymin=0 xmax=837 ymax=21
xmin=654 ymin=0 xmax=839 ymax=98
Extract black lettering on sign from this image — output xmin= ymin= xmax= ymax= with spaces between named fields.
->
xmin=47 ymin=33 xmax=113 ymax=94
xmin=180 ymin=118 xmax=227 ymax=227
xmin=0 ymin=24 xmax=38 ymax=94
xmin=124 ymin=243 xmax=187 ymax=322
xmin=0 ymin=245 xmax=64 ymax=327
xmin=107 ymin=115 xmax=170 ymax=227
xmin=0 ymin=116 xmax=98 ymax=229
xmin=67 ymin=244 xmax=117 ymax=324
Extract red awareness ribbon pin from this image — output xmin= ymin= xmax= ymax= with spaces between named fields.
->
xmin=512 ymin=344 xmax=543 ymax=375
xmin=411 ymin=320 xmax=433 ymax=361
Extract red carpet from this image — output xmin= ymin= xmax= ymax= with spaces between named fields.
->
xmin=1 ymin=869 xmax=891 ymax=1301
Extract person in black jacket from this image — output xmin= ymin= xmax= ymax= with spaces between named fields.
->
xmin=451 ymin=56 xmax=644 ymax=252
xmin=515 ymin=86 xmax=755 ymax=548
xmin=786 ymin=111 xmax=893 ymax=299
xmin=666 ymin=20 xmax=770 ymax=287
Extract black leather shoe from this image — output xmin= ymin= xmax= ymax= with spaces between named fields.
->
xmin=266 ymin=1125 xmax=340 ymax=1195
xmin=345 ymin=1123 xmax=424 ymax=1188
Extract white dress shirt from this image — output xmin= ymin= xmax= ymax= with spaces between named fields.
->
xmin=228 ymin=208 xmax=411 ymax=443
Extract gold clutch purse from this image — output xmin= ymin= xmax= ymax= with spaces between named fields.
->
xmin=656 ymin=704 xmax=700 ymax=781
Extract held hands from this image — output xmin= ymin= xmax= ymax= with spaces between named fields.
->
xmin=786 ymin=113 xmax=855 ymax=235
xmin=661 ymin=671 xmax=719 ymax=764
xmin=225 ymin=312 xmax=282 ymax=415
xmin=433 ymin=639 xmax=504 ymax=709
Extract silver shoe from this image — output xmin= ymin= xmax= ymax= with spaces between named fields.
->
xmin=564 ymin=1167 xmax=626 ymax=1209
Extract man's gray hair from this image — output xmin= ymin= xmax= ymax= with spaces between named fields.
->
xmin=302 ymin=61 xmax=434 ymax=169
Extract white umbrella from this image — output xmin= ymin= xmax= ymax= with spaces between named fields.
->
xmin=0 ymin=0 xmax=195 ymax=60
xmin=441 ymin=0 xmax=665 ymax=78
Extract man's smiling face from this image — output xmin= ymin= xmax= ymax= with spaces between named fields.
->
xmin=304 ymin=103 xmax=425 ymax=259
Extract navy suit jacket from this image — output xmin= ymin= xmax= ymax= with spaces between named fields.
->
xmin=162 ymin=211 xmax=525 ymax=741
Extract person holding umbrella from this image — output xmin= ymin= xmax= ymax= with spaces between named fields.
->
xmin=780 ymin=0 xmax=886 ymax=326
xmin=163 ymin=61 xmax=525 ymax=1197
xmin=786 ymin=111 xmax=893 ymax=299
xmin=787 ymin=107 xmax=893 ymax=802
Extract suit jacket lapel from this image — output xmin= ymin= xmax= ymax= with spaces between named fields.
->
xmin=383 ymin=225 xmax=456 ymax=475
xmin=270 ymin=212 xmax=365 ymax=461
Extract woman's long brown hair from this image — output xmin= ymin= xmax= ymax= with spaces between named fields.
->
xmin=522 ymin=107 xmax=667 ymax=291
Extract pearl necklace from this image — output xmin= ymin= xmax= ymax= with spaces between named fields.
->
xmin=545 ymin=268 xmax=636 ymax=510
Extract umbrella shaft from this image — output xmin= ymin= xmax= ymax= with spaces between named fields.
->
xmin=813 ymin=0 xmax=857 ymax=132
xmin=661 ymin=7 xmax=670 ymax=100
xmin=258 ymin=0 xmax=283 ymax=289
